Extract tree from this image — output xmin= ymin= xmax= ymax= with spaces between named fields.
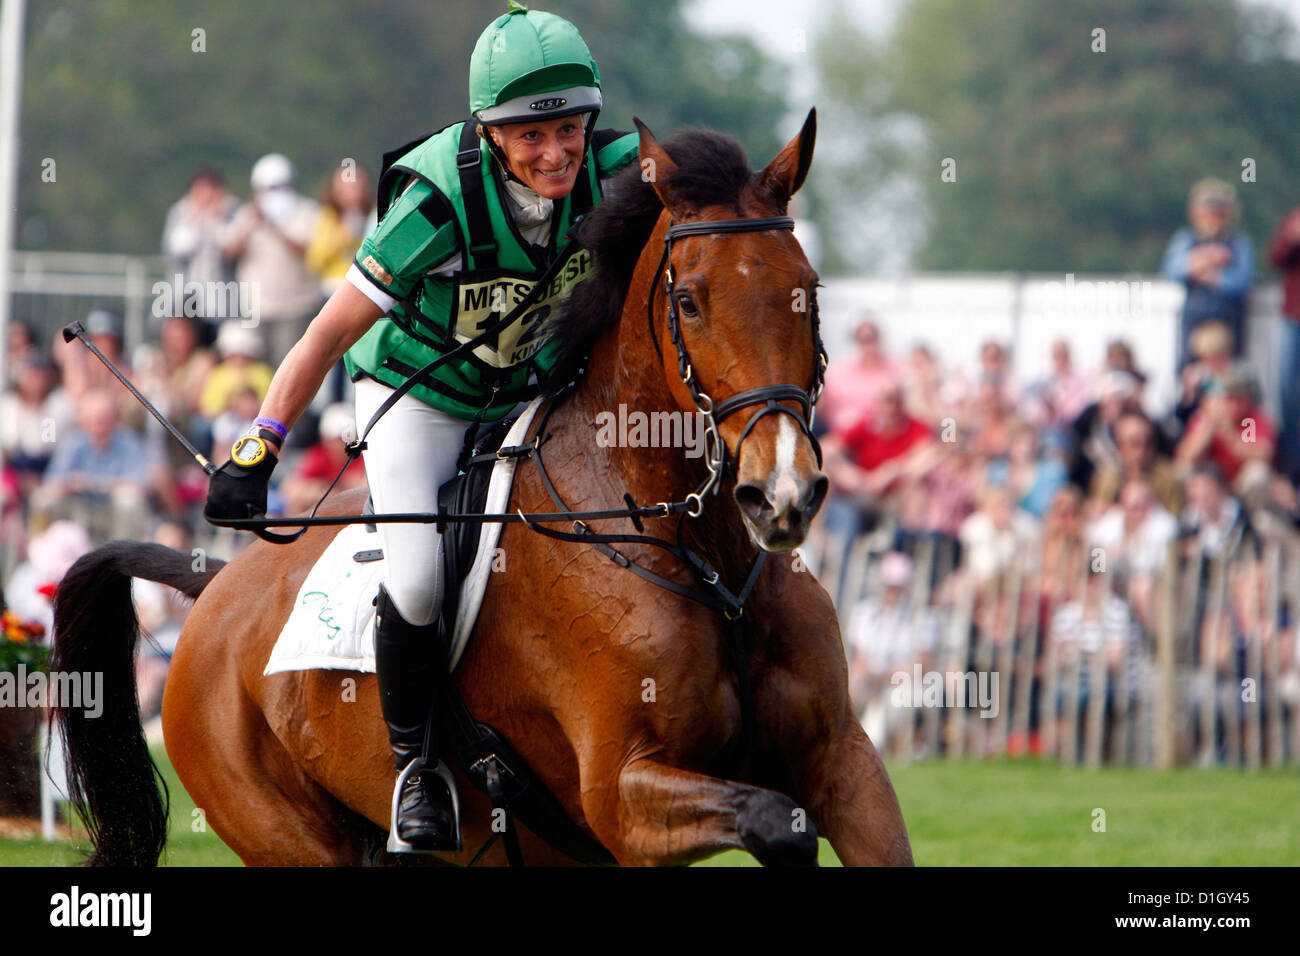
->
xmin=810 ymin=0 xmax=1300 ymax=274
xmin=17 ymin=0 xmax=784 ymax=254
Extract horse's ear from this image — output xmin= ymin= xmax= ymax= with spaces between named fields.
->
xmin=758 ymin=108 xmax=816 ymax=205
xmin=634 ymin=117 xmax=678 ymax=209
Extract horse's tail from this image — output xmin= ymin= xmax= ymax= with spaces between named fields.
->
xmin=51 ymin=540 xmax=225 ymax=866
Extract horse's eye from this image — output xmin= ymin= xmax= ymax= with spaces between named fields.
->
xmin=676 ymin=294 xmax=699 ymax=317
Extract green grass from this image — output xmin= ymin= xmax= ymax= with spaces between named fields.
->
xmin=695 ymin=759 xmax=1300 ymax=866
xmin=5 ymin=752 xmax=1298 ymax=866
xmin=0 ymin=747 xmax=240 ymax=867
xmin=891 ymin=759 xmax=1300 ymax=866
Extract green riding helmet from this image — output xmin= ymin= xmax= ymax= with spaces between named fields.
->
xmin=469 ymin=2 xmax=602 ymax=126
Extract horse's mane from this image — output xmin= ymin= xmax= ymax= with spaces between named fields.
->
xmin=541 ymin=128 xmax=756 ymax=394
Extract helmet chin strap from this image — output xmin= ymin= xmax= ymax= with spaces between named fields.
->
xmin=483 ymin=129 xmax=524 ymax=185
xmin=579 ymin=109 xmax=599 ymax=167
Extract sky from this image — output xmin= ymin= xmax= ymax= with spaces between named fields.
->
xmin=685 ymin=0 xmax=1300 ymax=58
xmin=686 ymin=0 xmax=900 ymax=55
xmin=684 ymin=0 xmax=901 ymax=119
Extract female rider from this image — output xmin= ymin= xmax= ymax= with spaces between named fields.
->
xmin=204 ymin=4 xmax=639 ymax=852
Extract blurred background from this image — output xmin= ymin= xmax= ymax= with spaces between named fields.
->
xmin=3 ymin=0 xmax=1300 ymax=861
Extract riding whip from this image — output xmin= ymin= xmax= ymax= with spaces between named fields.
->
xmin=62 ymin=320 xmax=216 ymax=475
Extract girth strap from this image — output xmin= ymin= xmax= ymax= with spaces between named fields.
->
xmin=447 ymin=677 xmax=616 ymax=867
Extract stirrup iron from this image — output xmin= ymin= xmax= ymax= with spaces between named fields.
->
xmin=386 ymin=755 xmax=462 ymax=855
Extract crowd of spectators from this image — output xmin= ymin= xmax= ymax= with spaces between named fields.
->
xmin=824 ymin=180 xmax=1300 ymax=763
xmin=1 ymin=156 xmax=374 ymax=717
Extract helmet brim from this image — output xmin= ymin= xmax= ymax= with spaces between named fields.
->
xmin=475 ymin=85 xmax=602 ymax=126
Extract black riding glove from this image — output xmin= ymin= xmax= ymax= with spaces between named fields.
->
xmin=204 ymin=446 xmax=278 ymax=521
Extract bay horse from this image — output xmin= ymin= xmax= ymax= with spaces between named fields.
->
xmin=52 ymin=113 xmax=913 ymax=866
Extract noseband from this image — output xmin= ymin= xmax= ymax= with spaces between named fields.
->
xmin=646 ymin=215 xmax=828 ymax=502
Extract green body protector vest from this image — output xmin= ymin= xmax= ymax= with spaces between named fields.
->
xmin=344 ymin=120 xmax=632 ymax=421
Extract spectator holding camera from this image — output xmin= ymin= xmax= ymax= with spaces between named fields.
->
xmin=1161 ymin=178 xmax=1254 ymax=369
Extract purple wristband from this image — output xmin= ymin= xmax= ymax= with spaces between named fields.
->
xmin=254 ymin=416 xmax=289 ymax=441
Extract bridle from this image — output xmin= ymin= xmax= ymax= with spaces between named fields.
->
xmin=646 ymin=214 xmax=828 ymax=509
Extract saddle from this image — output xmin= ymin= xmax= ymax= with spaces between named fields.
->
xmin=430 ymin=413 xmax=616 ymax=866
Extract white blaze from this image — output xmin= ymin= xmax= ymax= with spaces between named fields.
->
xmin=769 ymin=415 xmax=800 ymax=513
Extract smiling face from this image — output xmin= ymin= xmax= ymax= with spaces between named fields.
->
xmin=488 ymin=115 xmax=587 ymax=199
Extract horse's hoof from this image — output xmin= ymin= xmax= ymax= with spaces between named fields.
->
xmin=736 ymin=790 xmax=820 ymax=867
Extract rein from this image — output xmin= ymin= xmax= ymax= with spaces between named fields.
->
xmin=213 ymin=211 xmax=826 ymax=635
xmin=214 ymin=213 xmax=827 ymax=547
xmin=497 ymin=392 xmax=769 ymax=621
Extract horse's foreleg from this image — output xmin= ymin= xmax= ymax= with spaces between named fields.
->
xmin=794 ymin=715 xmax=914 ymax=866
xmin=581 ymin=758 xmax=819 ymax=866
xmin=750 ymin=563 xmax=914 ymax=866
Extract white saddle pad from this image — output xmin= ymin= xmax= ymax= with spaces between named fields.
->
xmin=264 ymin=399 xmax=542 ymax=676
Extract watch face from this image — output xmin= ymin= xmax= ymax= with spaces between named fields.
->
xmin=231 ymin=436 xmax=267 ymax=467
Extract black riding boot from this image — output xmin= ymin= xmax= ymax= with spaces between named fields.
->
xmin=373 ymin=583 xmax=460 ymax=852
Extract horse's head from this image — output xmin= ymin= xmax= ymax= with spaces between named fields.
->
xmin=635 ymin=111 xmax=828 ymax=552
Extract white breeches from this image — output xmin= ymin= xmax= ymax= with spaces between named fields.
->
xmin=352 ymin=376 xmax=469 ymax=626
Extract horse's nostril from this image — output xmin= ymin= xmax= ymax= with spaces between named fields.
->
xmin=734 ymin=483 xmax=772 ymax=520
xmin=804 ymin=475 xmax=829 ymax=518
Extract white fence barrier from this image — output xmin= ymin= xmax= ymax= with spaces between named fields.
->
xmin=819 ymin=275 xmax=1286 ymax=422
